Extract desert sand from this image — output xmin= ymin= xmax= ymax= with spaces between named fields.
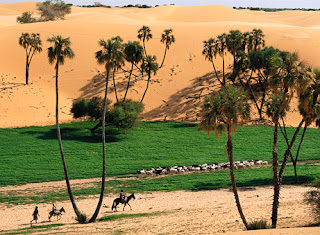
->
xmin=0 ymin=2 xmax=320 ymax=128
xmin=0 ymin=178 xmax=319 ymax=234
xmin=0 ymin=2 xmax=320 ymax=234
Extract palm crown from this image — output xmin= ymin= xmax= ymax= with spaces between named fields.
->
xmin=47 ymin=35 xmax=74 ymax=66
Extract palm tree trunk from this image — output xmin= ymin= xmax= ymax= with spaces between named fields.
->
xmin=271 ymin=122 xmax=280 ymax=228
xmin=123 ymin=64 xmax=134 ymax=101
xmin=293 ymin=124 xmax=307 ymax=183
xmin=159 ymin=46 xmax=167 ymax=68
xmin=89 ymin=70 xmax=110 ymax=223
xmin=112 ymin=69 xmax=118 ymax=102
xmin=227 ymin=124 xmax=248 ymax=229
xmin=141 ymin=72 xmax=150 ymax=102
xmin=143 ymin=39 xmax=147 ymax=57
xmin=222 ymin=53 xmax=225 ymax=84
xmin=55 ymin=62 xmax=81 ymax=218
xmin=210 ymin=61 xmax=223 ymax=87
xmin=26 ymin=56 xmax=29 ymax=85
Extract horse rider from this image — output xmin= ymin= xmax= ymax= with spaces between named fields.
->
xmin=31 ymin=206 xmax=40 ymax=223
xmin=120 ymin=189 xmax=127 ymax=203
xmin=52 ymin=204 xmax=59 ymax=214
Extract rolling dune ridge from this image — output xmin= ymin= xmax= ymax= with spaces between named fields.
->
xmin=0 ymin=2 xmax=320 ymax=128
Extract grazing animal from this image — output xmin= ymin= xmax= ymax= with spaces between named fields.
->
xmin=48 ymin=207 xmax=65 ymax=221
xmin=112 ymin=193 xmax=135 ymax=212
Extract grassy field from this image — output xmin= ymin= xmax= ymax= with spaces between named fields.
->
xmin=0 ymin=121 xmax=319 ymax=186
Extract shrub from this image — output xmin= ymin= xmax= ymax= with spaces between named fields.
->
xmin=71 ymin=97 xmax=107 ymax=120
xmin=17 ymin=12 xmax=37 ymax=24
xmin=108 ymin=100 xmax=144 ymax=130
xmin=75 ymin=212 xmax=87 ymax=224
xmin=37 ymin=0 xmax=71 ymax=21
xmin=247 ymin=219 xmax=268 ymax=230
xmin=304 ymin=178 xmax=320 ymax=222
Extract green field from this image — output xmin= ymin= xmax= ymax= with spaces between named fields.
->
xmin=0 ymin=121 xmax=319 ymax=186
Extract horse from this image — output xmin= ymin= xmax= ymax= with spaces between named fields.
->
xmin=48 ymin=207 xmax=65 ymax=221
xmin=112 ymin=193 xmax=135 ymax=212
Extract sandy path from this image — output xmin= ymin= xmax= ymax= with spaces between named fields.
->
xmin=0 ymin=185 xmax=318 ymax=234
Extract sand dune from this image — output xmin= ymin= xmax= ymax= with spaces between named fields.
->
xmin=0 ymin=2 xmax=320 ymax=128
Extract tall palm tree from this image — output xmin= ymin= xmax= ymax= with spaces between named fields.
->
xmin=140 ymin=55 xmax=159 ymax=102
xmin=110 ymin=36 xmax=124 ymax=103
xmin=200 ymin=85 xmax=250 ymax=230
xmin=267 ymin=51 xmax=304 ymax=228
xmin=89 ymin=37 xmax=122 ymax=223
xmin=19 ymin=33 xmax=42 ymax=85
xmin=216 ymin=33 xmax=227 ymax=84
xmin=226 ymin=30 xmax=244 ymax=81
xmin=123 ymin=41 xmax=144 ymax=101
xmin=47 ymin=35 xmax=80 ymax=218
xmin=159 ymin=29 xmax=175 ymax=68
xmin=250 ymin=29 xmax=265 ymax=52
xmin=137 ymin=25 xmax=152 ymax=57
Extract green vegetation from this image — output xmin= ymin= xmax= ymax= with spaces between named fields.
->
xmin=37 ymin=0 xmax=72 ymax=21
xmin=2 ymin=224 xmax=63 ymax=235
xmin=98 ymin=212 xmax=164 ymax=222
xmin=16 ymin=12 xmax=37 ymax=24
xmin=247 ymin=219 xmax=268 ymax=230
xmin=0 ymin=164 xmax=319 ymax=205
xmin=0 ymin=121 xmax=319 ymax=186
xmin=233 ymin=7 xmax=320 ymax=12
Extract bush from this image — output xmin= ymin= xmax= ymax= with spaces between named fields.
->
xmin=17 ymin=12 xmax=37 ymax=24
xmin=304 ymin=178 xmax=320 ymax=222
xmin=71 ymin=97 xmax=107 ymax=120
xmin=75 ymin=212 xmax=87 ymax=224
xmin=37 ymin=0 xmax=71 ymax=21
xmin=108 ymin=100 xmax=144 ymax=130
xmin=247 ymin=219 xmax=268 ymax=230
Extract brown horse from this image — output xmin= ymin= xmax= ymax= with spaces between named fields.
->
xmin=112 ymin=193 xmax=135 ymax=212
xmin=48 ymin=207 xmax=65 ymax=221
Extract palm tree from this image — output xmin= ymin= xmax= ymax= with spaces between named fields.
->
xmin=250 ymin=29 xmax=265 ymax=52
xmin=202 ymin=38 xmax=224 ymax=86
xmin=123 ymin=41 xmax=143 ymax=101
xmin=19 ymin=33 xmax=42 ymax=85
xmin=266 ymin=51 xmax=305 ymax=228
xmin=159 ymin=29 xmax=175 ymax=68
xmin=216 ymin=33 xmax=227 ymax=84
xmin=140 ymin=55 xmax=159 ymax=102
xmin=110 ymin=36 xmax=124 ymax=103
xmin=89 ymin=37 xmax=122 ymax=222
xmin=226 ymin=30 xmax=244 ymax=81
xmin=47 ymin=35 xmax=80 ymax=218
xmin=200 ymin=85 xmax=250 ymax=230
xmin=137 ymin=25 xmax=152 ymax=57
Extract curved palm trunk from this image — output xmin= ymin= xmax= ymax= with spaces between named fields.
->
xmin=143 ymin=39 xmax=147 ymax=57
xmin=141 ymin=72 xmax=150 ymax=102
xmin=89 ymin=70 xmax=110 ymax=223
xmin=123 ymin=64 xmax=134 ymax=101
xmin=227 ymin=124 xmax=248 ymax=229
xmin=222 ymin=53 xmax=225 ymax=84
xmin=293 ymin=124 xmax=307 ymax=183
xmin=159 ymin=46 xmax=167 ymax=68
xmin=55 ymin=62 xmax=81 ymax=218
xmin=112 ymin=69 xmax=119 ymax=102
xmin=271 ymin=122 xmax=280 ymax=228
xmin=210 ymin=60 xmax=223 ymax=87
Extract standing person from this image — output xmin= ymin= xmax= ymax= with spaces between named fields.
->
xmin=31 ymin=206 xmax=40 ymax=223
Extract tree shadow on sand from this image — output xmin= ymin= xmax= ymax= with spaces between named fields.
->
xmin=142 ymin=71 xmax=227 ymax=122
xmin=77 ymin=69 xmax=143 ymax=100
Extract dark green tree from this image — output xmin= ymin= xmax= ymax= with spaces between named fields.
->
xmin=19 ymin=33 xmax=42 ymax=85
xmin=137 ymin=25 xmax=152 ymax=57
xmin=159 ymin=29 xmax=175 ymax=68
xmin=140 ymin=55 xmax=159 ymax=102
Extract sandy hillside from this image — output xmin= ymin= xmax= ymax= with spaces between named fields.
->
xmin=0 ymin=2 xmax=320 ymax=128
xmin=0 ymin=182 xmax=319 ymax=234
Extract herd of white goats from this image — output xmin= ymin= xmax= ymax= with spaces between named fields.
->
xmin=137 ymin=160 xmax=269 ymax=176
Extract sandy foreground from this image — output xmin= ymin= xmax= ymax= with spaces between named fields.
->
xmin=0 ymin=180 xmax=319 ymax=234
xmin=0 ymin=2 xmax=320 ymax=128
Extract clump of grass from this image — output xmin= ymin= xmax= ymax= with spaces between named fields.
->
xmin=247 ymin=219 xmax=268 ymax=230
xmin=75 ymin=212 xmax=88 ymax=224
xmin=304 ymin=178 xmax=320 ymax=223
xmin=98 ymin=212 xmax=164 ymax=222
